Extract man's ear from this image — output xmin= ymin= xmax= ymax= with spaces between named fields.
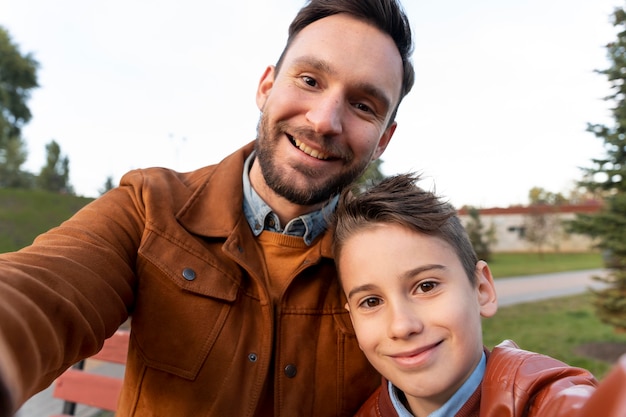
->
xmin=372 ymin=121 xmax=396 ymax=160
xmin=476 ymin=261 xmax=498 ymax=318
xmin=256 ymin=65 xmax=276 ymax=111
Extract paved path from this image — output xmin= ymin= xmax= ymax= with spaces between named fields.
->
xmin=494 ymin=268 xmax=607 ymax=306
xmin=14 ymin=268 xmax=609 ymax=416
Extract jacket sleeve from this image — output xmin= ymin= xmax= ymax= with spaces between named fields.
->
xmin=573 ymin=354 xmax=626 ymax=417
xmin=0 ymin=173 xmax=149 ymax=415
xmin=481 ymin=340 xmax=599 ymax=417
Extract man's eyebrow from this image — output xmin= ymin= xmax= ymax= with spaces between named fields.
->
xmin=292 ymin=56 xmax=392 ymax=114
xmin=292 ymin=56 xmax=335 ymax=74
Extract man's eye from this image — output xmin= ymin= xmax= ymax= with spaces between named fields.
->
xmin=417 ymin=281 xmax=438 ymax=293
xmin=354 ymin=103 xmax=372 ymax=113
xmin=302 ymin=76 xmax=317 ymax=87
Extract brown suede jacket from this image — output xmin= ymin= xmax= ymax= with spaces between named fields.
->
xmin=354 ymin=340 xmax=626 ymax=417
xmin=0 ymin=142 xmax=379 ymax=417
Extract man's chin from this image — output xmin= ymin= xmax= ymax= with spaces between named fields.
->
xmin=271 ymin=179 xmax=336 ymax=206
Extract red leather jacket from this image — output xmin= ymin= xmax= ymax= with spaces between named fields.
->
xmin=354 ymin=340 xmax=626 ymax=417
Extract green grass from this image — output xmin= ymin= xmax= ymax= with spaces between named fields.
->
xmin=487 ymin=252 xmax=603 ymax=278
xmin=0 ymin=188 xmax=93 ymax=252
xmin=483 ymin=293 xmax=626 ymax=378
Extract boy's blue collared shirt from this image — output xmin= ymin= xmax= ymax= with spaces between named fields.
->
xmin=242 ymin=152 xmax=338 ymax=246
xmin=389 ymin=352 xmax=486 ymax=417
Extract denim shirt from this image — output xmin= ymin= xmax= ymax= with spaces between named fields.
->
xmin=242 ymin=152 xmax=338 ymax=246
xmin=390 ymin=352 xmax=487 ymax=417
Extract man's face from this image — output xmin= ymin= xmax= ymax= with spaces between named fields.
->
xmin=253 ymin=13 xmax=402 ymax=206
xmin=339 ymin=223 xmax=497 ymax=417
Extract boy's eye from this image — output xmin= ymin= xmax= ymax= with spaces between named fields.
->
xmin=417 ymin=281 xmax=438 ymax=293
xmin=359 ymin=297 xmax=381 ymax=309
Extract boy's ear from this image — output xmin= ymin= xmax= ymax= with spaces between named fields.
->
xmin=344 ymin=302 xmax=350 ymax=312
xmin=476 ymin=261 xmax=498 ymax=318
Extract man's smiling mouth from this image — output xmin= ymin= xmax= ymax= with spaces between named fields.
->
xmin=289 ymin=136 xmax=330 ymax=160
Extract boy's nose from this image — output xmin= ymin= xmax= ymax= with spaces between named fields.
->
xmin=387 ymin=303 xmax=423 ymax=340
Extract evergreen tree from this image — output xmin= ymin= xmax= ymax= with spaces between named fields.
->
xmin=99 ymin=176 xmax=115 ymax=196
xmin=38 ymin=140 xmax=73 ymax=193
xmin=568 ymin=7 xmax=626 ymax=331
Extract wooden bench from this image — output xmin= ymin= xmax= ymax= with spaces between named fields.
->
xmin=50 ymin=329 xmax=130 ymax=416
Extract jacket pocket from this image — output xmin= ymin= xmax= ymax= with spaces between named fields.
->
xmin=132 ymin=230 xmax=240 ymax=380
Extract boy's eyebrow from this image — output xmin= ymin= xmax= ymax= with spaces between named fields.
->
xmin=292 ymin=56 xmax=392 ymax=114
xmin=400 ymin=264 xmax=446 ymax=280
xmin=347 ymin=283 xmax=378 ymax=301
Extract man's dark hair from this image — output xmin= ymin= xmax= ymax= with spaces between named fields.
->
xmin=332 ymin=173 xmax=480 ymax=285
xmin=276 ymin=0 xmax=415 ymax=124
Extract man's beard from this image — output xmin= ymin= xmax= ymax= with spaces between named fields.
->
xmin=254 ymin=113 xmax=369 ymax=206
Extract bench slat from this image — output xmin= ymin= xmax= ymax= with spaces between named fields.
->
xmin=90 ymin=330 xmax=129 ymax=364
xmin=52 ymin=369 xmax=122 ymax=411
xmin=51 ymin=329 xmax=129 ymax=416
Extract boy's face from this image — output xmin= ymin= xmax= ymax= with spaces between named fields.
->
xmin=338 ymin=223 xmax=497 ymax=416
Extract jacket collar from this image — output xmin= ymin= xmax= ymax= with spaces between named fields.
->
xmin=177 ymin=142 xmax=254 ymax=238
xmin=175 ymin=141 xmax=335 ymax=259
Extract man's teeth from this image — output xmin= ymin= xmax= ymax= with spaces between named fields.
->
xmin=293 ymin=138 xmax=329 ymax=160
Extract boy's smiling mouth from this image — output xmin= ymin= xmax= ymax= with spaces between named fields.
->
xmin=389 ymin=341 xmax=443 ymax=368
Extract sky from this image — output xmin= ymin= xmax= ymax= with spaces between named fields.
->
xmin=0 ymin=0 xmax=622 ymax=208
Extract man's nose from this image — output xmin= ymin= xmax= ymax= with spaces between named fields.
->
xmin=306 ymin=93 xmax=343 ymax=136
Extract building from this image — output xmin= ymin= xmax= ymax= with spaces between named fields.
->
xmin=457 ymin=203 xmax=603 ymax=253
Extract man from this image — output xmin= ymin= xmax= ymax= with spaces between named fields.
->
xmin=0 ymin=0 xmax=414 ymax=416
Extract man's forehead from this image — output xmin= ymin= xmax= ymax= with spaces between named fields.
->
xmin=281 ymin=14 xmax=404 ymax=102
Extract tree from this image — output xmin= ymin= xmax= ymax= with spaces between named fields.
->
xmin=567 ymin=7 xmax=626 ymax=331
xmin=0 ymin=135 xmax=32 ymax=187
xmin=353 ymin=159 xmax=386 ymax=193
xmin=528 ymin=187 xmax=567 ymax=206
xmin=525 ymin=187 xmax=567 ymax=255
xmin=523 ymin=207 xmax=562 ymax=255
xmin=0 ymin=26 xmax=38 ymax=147
xmin=99 ymin=176 xmax=115 ymax=195
xmin=38 ymin=140 xmax=73 ymax=193
xmin=464 ymin=207 xmax=496 ymax=262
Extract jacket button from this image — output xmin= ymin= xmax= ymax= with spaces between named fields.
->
xmin=248 ymin=353 xmax=258 ymax=362
xmin=182 ymin=268 xmax=196 ymax=281
xmin=284 ymin=364 xmax=297 ymax=378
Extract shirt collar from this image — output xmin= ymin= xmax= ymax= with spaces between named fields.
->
xmin=242 ymin=151 xmax=338 ymax=246
xmin=389 ymin=352 xmax=486 ymax=417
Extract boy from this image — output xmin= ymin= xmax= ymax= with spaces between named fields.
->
xmin=332 ymin=173 xmax=626 ymax=417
